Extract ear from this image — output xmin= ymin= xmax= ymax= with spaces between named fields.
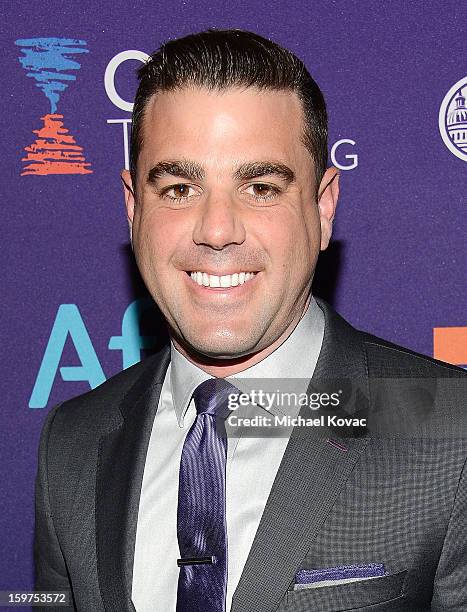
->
xmin=317 ymin=167 xmax=340 ymax=251
xmin=121 ymin=169 xmax=136 ymax=239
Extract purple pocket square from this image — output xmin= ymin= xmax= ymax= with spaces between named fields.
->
xmin=296 ymin=563 xmax=386 ymax=585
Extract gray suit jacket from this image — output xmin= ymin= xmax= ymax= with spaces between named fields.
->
xmin=34 ymin=298 xmax=467 ymax=611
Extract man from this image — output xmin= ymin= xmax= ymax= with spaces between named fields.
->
xmin=35 ymin=29 xmax=466 ymax=611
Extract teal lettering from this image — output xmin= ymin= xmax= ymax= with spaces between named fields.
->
xmin=108 ymin=298 xmax=157 ymax=369
xmin=29 ymin=304 xmax=105 ymax=408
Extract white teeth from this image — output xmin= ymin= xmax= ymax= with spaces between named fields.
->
xmin=189 ymin=271 xmax=256 ymax=288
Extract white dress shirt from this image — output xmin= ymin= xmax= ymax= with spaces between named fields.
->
xmin=131 ymin=297 xmax=324 ymax=611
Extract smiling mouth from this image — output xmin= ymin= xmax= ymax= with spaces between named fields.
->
xmin=186 ymin=270 xmax=258 ymax=288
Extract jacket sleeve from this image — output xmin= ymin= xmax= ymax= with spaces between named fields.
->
xmin=34 ymin=403 xmax=76 ymax=611
xmin=431 ymin=454 xmax=467 ymax=610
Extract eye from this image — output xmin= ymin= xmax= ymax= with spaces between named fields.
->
xmin=243 ymin=183 xmax=280 ymax=201
xmin=161 ymin=183 xmax=198 ymax=201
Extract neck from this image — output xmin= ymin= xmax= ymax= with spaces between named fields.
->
xmin=171 ymin=295 xmax=311 ymax=377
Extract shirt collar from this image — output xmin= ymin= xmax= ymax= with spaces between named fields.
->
xmin=170 ymin=296 xmax=324 ymax=426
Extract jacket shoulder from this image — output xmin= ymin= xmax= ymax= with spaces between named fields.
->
xmin=49 ymin=345 xmax=170 ymax=435
xmin=315 ymin=297 xmax=465 ymax=378
xmin=359 ymin=330 xmax=466 ymax=378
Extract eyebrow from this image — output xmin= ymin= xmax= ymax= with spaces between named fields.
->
xmin=146 ymin=160 xmax=295 ymax=185
xmin=147 ymin=160 xmax=204 ymax=183
xmin=233 ymin=161 xmax=295 ymax=184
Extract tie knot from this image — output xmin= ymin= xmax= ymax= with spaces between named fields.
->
xmin=192 ymin=378 xmax=239 ymax=418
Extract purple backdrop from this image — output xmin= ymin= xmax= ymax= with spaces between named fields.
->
xmin=1 ymin=0 xmax=466 ymax=602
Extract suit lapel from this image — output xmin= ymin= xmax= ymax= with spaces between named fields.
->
xmin=95 ymin=346 xmax=170 ymax=612
xmin=231 ymin=298 xmax=371 ymax=612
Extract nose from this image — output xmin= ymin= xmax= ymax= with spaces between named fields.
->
xmin=192 ymin=193 xmax=246 ymax=250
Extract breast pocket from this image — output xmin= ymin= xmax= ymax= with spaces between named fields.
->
xmin=284 ymin=570 xmax=408 ymax=611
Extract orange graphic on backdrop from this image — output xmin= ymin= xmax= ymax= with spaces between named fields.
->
xmin=21 ymin=114 xmax=92 ymax=176
xmin=433 ymin=327 xmax=467 ymax=367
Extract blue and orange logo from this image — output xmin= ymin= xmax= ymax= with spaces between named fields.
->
xmin=15 ymin=37 xmax=92 ymax=175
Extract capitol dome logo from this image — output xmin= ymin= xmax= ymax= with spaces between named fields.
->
xmin=439 ymin=76 xmax=467 ymax=162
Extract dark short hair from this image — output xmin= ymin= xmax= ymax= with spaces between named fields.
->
xmin=130 ymin=29 xmax=328 ymax=191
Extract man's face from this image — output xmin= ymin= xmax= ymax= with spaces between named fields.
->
xmin=123 ymin=86 xmax=338 ymax=359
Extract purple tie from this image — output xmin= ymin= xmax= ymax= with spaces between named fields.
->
xmin=176 ymin=378 xmax=238 ymax=612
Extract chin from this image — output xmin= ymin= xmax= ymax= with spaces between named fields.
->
xmin=183 ymin=327 xmax=260 ymax=359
